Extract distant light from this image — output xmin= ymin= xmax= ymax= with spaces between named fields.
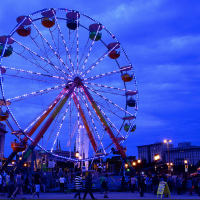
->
xmin=125 ymin=163 xmax=128 ymax=168
xmin=19 ymin=157 xmax=22 ymax=160
xmin=137 ymin=159 xmax=141 ymax=164
xmin=164 ymin=140 xmax=167 ymax=143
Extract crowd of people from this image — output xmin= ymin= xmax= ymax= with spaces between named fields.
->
xmin=0 ymin=168 xmax=200 ymax=199
xmin=126 ymin=173 xmax=200 ymax=197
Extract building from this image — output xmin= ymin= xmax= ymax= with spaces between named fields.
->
xmin=137 ymin=142 xmax=173 ymax=163
xmin=166 ymin=142 xmax=200 ymax=165
xmin=138 ymin=141 xmax=200 ymax=166
xmin=0 ymin=122 xmax=7 ymax=160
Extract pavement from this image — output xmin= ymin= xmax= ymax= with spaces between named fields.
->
xmin=0 ymin=191 xmax=199 ymax=199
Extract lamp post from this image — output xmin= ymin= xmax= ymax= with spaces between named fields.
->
xmin=164 ymin=139 xmax=172 ymax=174
xmin=184 ymin=160 xmax=188 ymax=172
xmin=154 ymin=154 xmax=160 ymax=175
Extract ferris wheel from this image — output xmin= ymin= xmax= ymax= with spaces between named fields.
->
xmin=0 ymin=8 xmax=138 ymax=171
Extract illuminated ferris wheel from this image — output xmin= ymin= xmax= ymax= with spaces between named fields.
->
xmin=0 ymin=8 xmax=138 ymax=171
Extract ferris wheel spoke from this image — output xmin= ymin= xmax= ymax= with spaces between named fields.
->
xmin=3 ymin=74 xmax=60 ymax=84
xmin=31 ymin=20 xmax=73 ymax=78
xmin=82 ymin=84 xmax=124 ymax=140
xmin=24 ymin=88 xmax=67 ymax=133
xmin=14 ymin=39 xmax=70 ymax=79
xmin=85 ymin=85 xmax=134 ymax=117
xmin=82 ymin=43 xmax=120 ymax=77
xmin=29 ymin=34 xmax=66 ymax=79
xmin=83 ymin=65 xmax=132 ymax=81
xmin=48 ymin=28 xmax=69 ymax=74
xmin=7 ymin=84 xmax=65 ymax=102
xmin=2 ymin=66 xmax=65 ymax=82
xmin=51 ymin=97 xmax=72 ymax=152
xmin=78 ymin=90 xmax=105 ymax=153
xmin=84 ymin=82 xmax=130 ymax=96
xmin=76 ymin=13 xmax=79 ymax=75
xmin=79 ymin=25 xmax=102 ymax=76
xmin=53 ymin=14 xmax=75 ymax=74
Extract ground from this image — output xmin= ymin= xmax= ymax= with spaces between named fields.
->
xmin=1 ymin=191 xmax=199 ymax=199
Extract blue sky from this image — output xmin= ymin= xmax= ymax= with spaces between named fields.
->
xmin=0 ymin=0 xmax=200 ymax=160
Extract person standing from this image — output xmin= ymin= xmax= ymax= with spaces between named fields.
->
xmin=152 ymin=174 xmax=159 ymax=195
xmin=99 ymin=174 xmax=105 ymax=194
xmin=11 ymin=171 xmax=25 ymax=199
xmin=6 ymin=172 xmax=11 ymax=197
xmin=131 ymin=175 xmax=137 ymax=193
xmin=139 ymin=176 xmax=145 ymax=197
xmin=176 ymin=175 xmax=182 ymax=195
xmin=31 ymin=169 xmax=41 ymax=199
xmin=187 ymin=178 xmax=193 ymax=196
xmin=121 ymin=176 xmax=126 ymax=192
xmin=83 ymin=172 xmax=95 ymax=199
xmin=74 ymin=172 xmax=83 ymax=199
xmin=7 ymin=171 xmax=14 ymax=198
xmin=41 ymin=172 xmax=48 ymax=193
xmin=59 ymin=175 xmax=65 ymax=192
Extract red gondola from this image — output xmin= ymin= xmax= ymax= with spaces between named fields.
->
xmin=11 ymin=141 xmax=27 ymax=152
xmin=41 ymin=10 xmax=56 ymax=28
xmin=107 ymin=42 xmax=120 ymax=59
xmin=16 ymin=16 xmax=32 ymax=36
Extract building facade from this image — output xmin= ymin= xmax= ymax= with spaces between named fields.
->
xmin=137 ymin=142 xmax=173 ymax=163
xmin=166 ymin=142 xmax=200 ymax=165
xmin=138 ymin=141 xmax=200 ymax=165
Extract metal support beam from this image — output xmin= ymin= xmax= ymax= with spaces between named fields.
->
xmin=14 ymin=84 xmax=76 ymax=173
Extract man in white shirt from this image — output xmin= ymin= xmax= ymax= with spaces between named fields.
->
xmin=131 ymin=175 xmax=137 ymax=193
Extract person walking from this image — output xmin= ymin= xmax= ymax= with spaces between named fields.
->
xmin=31 ymin=169 xmax=41 ymax=199
xmin=83 ymin=172 xmax=95 ymax=199
xmin=103 ymin=174 xmax=109 ymax=198
xmin=11 ymin=171 xmax=25 ymax=199
xmin=74 ymin=172 xmax=83 ymax=199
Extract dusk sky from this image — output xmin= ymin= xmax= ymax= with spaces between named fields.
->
xmin=0 ymin=0 xmax=199 ymax=160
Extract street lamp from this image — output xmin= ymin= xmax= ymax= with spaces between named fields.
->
xmin=154 ymin=154 xmax=160 ymax=174
xmin=164 ymin=139 xmax=172 ymax=174
xmin=132 ymin=162 xmax=136 ymax=166
xmin=184 ymin=160 xmax=188 ymax=172
xmin=75 ymin=151 xmax=79 ymax=158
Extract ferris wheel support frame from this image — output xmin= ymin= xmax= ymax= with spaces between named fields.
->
xmin=73 ymin=94 xmax=97 ymax=152
xmin=14 ymin=84 xmax=76 ymax=173
xmin=2 ymin=88 xmax=67 ymax=171
xmin=81 ymin=82 xmax=134 ymax=171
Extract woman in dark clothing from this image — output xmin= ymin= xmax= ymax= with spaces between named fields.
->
xmin=121 ymin=176 xmax=126 ymax=192
xmin=152 ymin=174 xmax=159 ymax=195
xmin=83 ymin=172 xmax=95 ymax=199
